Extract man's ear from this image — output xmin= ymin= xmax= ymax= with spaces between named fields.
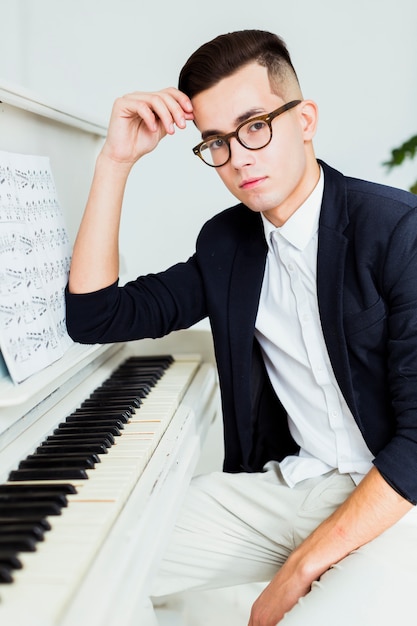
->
xmin=299 ymin=100 xmax=319 ymax=140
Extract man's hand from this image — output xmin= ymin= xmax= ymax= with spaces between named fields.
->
xmin=248 ymin=552 xmax=313 ymax=626
xmin=247 ymin=466 xmax=412 ymax=625
xmin=101 ymin=88 xmax=194 ymax=166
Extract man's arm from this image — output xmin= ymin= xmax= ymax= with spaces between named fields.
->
xmin=248 ymin=465 xmax=413 ymax=626
xmin=68 ymin=89 xmax=193 ymax=294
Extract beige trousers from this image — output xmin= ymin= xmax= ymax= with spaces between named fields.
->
xmin=152 ymin=464 xmax=417 ymax=625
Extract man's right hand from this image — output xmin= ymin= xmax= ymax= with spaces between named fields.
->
xmin=101 ymin=88 xmax=194 ymax=166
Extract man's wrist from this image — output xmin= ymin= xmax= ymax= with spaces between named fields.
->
xmin=96 ymin=149 xmax=136 ymax=176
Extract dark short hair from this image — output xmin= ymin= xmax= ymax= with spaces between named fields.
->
xmin=178 ymin=29 xmax=299 ymax=99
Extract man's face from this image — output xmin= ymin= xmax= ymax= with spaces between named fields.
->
xmin=192 ymin=62 xmax=318 ymax=226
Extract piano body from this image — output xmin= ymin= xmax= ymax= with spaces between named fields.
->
xmin=0 ymin=85 xmax=220 ymax=625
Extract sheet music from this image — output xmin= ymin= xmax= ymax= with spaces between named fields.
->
xmin=0 ymin=151 xmax=73 ymax=384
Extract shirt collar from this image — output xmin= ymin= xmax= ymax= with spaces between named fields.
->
xmin=261 ymin=166 xmax=324 ymax=251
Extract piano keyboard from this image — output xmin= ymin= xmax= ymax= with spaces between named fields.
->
xmin=0 ymin=350 xmax=217 ymax=626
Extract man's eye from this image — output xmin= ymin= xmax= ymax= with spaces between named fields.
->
xmin=207 ymin=138 xmax=226 ymax=151
xmin=248 ymin=120 xmax=267 ymax=133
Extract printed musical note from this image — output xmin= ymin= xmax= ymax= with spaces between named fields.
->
xmin=0 ymin=151 xmax=73 ymax=384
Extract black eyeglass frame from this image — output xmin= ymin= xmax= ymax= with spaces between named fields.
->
xmin=192 ymin=99 xmax=302 ymax=167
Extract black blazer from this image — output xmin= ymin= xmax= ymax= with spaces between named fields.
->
xmin=66 ymin=161 xmax=417 ymax=504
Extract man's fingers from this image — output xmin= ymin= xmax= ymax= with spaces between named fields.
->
xmin=118 ymin=89 xmax=193 ymax=135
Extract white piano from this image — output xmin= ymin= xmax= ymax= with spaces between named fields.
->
xmin=0 ymin=333 xmax=219 ymax=626
xmin=0 ymin=85 xmax=220 ymax=625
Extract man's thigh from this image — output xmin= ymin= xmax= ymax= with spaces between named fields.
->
xmin=282 ymin=507 xmax=417 ymax=626
xmin=152 ymin=466 xmax=356 ymax=597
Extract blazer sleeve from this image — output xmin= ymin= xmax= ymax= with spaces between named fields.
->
xmin=65 ymin=254 xmax=207 ymax=344
xmin=369 ymin=204 xmax=417 ymax=504
xmin=320 ymin=165 xmax=417 ymax=504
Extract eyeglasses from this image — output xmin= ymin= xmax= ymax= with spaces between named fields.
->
xmin=192 ymin=99 xmax=302 ymax=168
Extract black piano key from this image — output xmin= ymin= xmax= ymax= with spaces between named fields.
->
xmin=111 ymin=363 xmax=164 ymax=371
xmin=0 ymin=551 xmax=22 ymax=584
xmin=92 ymin=380 xmax=148 ymax=387
xmin=0 ymin=551 xmax=22 ymax=570
xmin=84 ymin=400 xmax=142 ymax=412
xmin=64 ymin=417 xmax=125 ymax=430
xmin=0 ymin=517 xmax=51 ymax=531
xmin=90 ymin=390 xmax=141 ymax=399
xmin=115 ymin=370 xmax=165 ymax=377
xmin=44 ymin=434 xmax=114 ymax=446
xmin=109 ymin=361 xmax=162 ymax=368
xmin=90 ymin=385 xmax=149 ymax=395
xmin=98 ymin=380 xmax=153 ymax=390
xmin=8 ymin=467 xmax=89 ymax=481
xmin=73 ymin=404 xmax=133 ymax=413
xmin=106 ymin=370 xmax=160 ymax=378
xmin=96 ymin=381 xmax=151 ymax=394
xmin=102 ymin=361 xmax=164 ymax=371
xmin=70 ymin=409 xmax=132 ymax=422
xmin=110 ymin=361 xmax=163 ymax=369
xmin=116 ymin=358 xmax=173 ymax=374
xmin=0 ymin=501 xmax=62 ymax=517
xmin=95 ymin=378 xmax=154 ymax=387
xmin=0 ymin=536 xmax=37 ymax=552
xmin=18 ymin=456 xmax=96 ymax=471
xmin=105 ymin=382 xmax=155 ymax=389
xmin=78 ymin=398 xmax=140 ymax=407
xmin=121 ymin=354 xmax=173 ymax=362
xmin=0 ymin=523 xmax=46 ymax=540
xmin=53 ymin=424 xmax=121 ymax=437
xmin=109 ymin=374 xmax=163 ymax=385
xmin=70 ymin=414 xmax=136 ymax=425
xmin=103 ymin=369 xmax=159 ymax=377
xmin=96 ymin=372 xmax=160 ymax=382
xmin=0 ymin=483 xmax=76 ymax=496
xmin=109 ymin=361 xmax=166 ymax=370
xmin=84 ymin=392 xmax=146 ymax=404
xmin=36 ymin=442 xmax=109 ymax=455
xmin=24 ymin=452 xmax=100 ymax=464
xmin=0 ymin=492 xmax=68 ymax=507
xmin=0 ymin=565 xmax=14 ymax=583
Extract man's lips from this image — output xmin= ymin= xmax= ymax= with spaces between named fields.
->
xmin=239 ymin=176 xmax=266 ymax=190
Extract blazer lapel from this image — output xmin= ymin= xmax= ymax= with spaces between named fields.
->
xmin=317 ymin=162 xmax=357 ymax=416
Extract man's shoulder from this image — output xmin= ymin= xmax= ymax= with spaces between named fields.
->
xmin=321 ymin=160 xmax=417 ymax=209
xmin=320 ymin=160 xmax=417 ymax=237
xmin=198 ymin=202 xmax=262 ymax=240
xmin=345 ymin=175 xmax=417 ymax=208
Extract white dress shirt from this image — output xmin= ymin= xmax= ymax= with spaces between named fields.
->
xmin=254 ymin=169 xmax=374 ymax=487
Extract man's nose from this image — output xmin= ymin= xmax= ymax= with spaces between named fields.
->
xmin=229 ymin=137 xmax=255 ymax=168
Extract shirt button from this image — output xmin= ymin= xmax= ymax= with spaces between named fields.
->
xmin=287 ymin=263 xmax=294 ymax=272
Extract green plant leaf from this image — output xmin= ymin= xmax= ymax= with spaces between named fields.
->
xmin=383 ymin=135 xmax=417 ymax=170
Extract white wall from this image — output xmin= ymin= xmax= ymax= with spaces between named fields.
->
xmin=1 ymin=0 xmax=416 ymax=279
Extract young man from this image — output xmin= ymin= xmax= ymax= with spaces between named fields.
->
xmin=66 ymin=30 xmax=417 ymax=625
